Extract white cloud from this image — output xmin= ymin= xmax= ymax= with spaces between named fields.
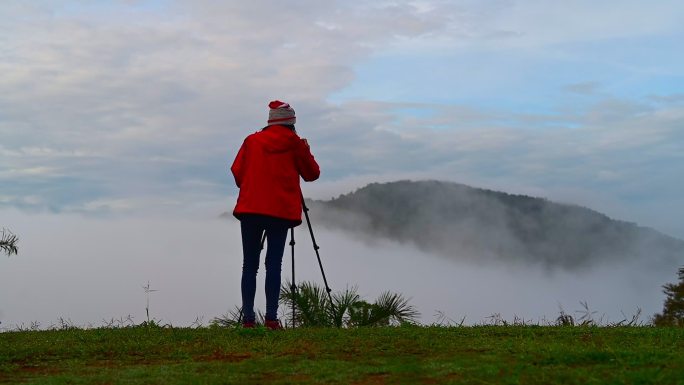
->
xmin=0 ymin=0 xmax=682 ymax=240
xmin=379 ymin=0 xmax=684 ymax=53
xmin=0 ymin=0 xmax=452 ymax=180
xmin=0 ymin=167 xmax=62 ymax=177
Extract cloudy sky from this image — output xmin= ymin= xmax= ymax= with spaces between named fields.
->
xmin=1 ymin=0 xmax=683 ymax=236
xmin=1 ymin=1 xmax=683 ymax=326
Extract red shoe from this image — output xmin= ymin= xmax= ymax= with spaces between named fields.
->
xmin=242 ymin=321 xmax=255 ymax=328
xmin=265 ymin=320 xmax=282 ymax=330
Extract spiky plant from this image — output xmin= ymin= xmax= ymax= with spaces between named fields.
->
xmin=280 ymin=281 xmax=419 ymax=328
xmin=330 ymin=286 xmax=361 ymax=327
xmin=351 ymin=291 xmax=420 ymax=326
xmin=280 ymin=280 xmax=332 ymax=327
xmin=1 ymin=229 xmax=18 ymax=256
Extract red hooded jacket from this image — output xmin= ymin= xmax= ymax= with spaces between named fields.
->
xmin=231 ymin=125 xmax=320 ymax=225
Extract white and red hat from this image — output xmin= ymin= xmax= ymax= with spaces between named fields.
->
xmin=267 ymin=100 xmax=296 ymax=126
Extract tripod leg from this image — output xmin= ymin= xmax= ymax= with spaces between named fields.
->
xmin=300 ymin=195 xmax=335 ymax=313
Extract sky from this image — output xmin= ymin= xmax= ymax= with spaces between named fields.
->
xmin=1 ymin=1 xmax=683 ymax=327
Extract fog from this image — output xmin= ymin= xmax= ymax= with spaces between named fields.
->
xmin=0 ymin=209 xmax=675 ymax=329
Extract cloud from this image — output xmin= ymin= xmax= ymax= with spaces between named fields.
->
xmin=0 ymin=0 xmax=457 ymax=211
xmin=564 ymin=82 xmax=601 ymax=95
xmin=310 ymin=96 xmax=684 ymax=239
xmin=0 ymin=0 xmax=683 ymax=241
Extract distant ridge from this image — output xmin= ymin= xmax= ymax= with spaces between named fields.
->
xmin=309 ymin=180 xmax=684 ymax=270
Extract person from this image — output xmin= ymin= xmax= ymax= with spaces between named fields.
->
xmin=230 ymin=100 xmax=320 ymax=329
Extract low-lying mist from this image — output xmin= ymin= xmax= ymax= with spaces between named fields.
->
xmin=0 ymin=209 xmax=677 ymax=328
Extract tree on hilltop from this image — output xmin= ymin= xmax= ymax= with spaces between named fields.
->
xmin=653 ymin=266 xmax=684 ymax=327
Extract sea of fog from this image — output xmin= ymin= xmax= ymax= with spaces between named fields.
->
xmin=0 ymin=210 xmax=674 ymax=329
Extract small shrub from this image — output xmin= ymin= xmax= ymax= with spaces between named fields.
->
xmin=556 ymin=306 xmax=574 ymax=326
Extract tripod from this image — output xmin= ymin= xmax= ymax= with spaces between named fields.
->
xmin=258 ymin=194 xmax=333 ymax=328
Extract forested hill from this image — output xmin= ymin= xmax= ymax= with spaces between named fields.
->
xmin=308 ymin=180 xmax=684 ymax=270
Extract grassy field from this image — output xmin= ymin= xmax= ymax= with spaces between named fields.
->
xmin=1 ymin=325 xmax=683 ymax=384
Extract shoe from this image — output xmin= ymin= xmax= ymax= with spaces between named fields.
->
xmin=242 ymin=321 xmax=255 ymax=328
xmin=264 ymin=320 xmax=282 ymax=330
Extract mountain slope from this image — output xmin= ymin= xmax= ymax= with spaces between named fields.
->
xmin=309 ymin=180 xmax=684 ymax=270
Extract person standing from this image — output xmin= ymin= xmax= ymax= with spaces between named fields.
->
xmin=230 ymin=100 xmax=320 ymax=329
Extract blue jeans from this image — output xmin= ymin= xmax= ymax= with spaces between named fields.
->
xmin=240 ymin=215 xmax=292 ymax=322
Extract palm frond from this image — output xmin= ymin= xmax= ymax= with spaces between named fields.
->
xmin=330 ymin=286 xmax=360 ymax=327
xmin=1 ymin=229 xmax=19 ymax=256
xmin=281 ymin=280 xmax=332 ymax=327
xmin=280 ymin=281 xmax=419 ymax=328
xmin=372 ymin=291 xmax=420 ymax=326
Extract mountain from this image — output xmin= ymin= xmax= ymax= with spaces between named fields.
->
xmin=307 ymin=180 xmax=684 ymax=270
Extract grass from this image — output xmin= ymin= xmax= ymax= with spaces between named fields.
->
xmin=2 ymin=325 xmax=684 ymax=384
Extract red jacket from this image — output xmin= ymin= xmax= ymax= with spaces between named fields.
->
xmin=231 ymin=125 xmax=320 ymax=224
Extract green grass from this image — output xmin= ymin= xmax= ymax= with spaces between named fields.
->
xmin=2 ymin=325 xmax=683 ymax=384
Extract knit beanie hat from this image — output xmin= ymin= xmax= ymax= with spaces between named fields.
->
xmin=267 ymin=100 xmax=296 ymax=126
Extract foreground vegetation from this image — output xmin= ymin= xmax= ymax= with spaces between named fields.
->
xmin=1 ymin=325 xmax=683 ymax=384
xmin=0 ymin=229 xmax=18 ymax=256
